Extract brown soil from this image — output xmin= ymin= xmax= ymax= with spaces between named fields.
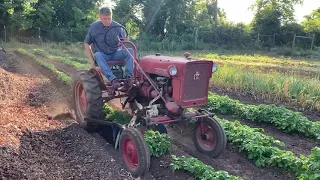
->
xmin=5 ymin=49 xmax=317 ymax=180
xmin=0 ymin=51 xmax=141 ymax=179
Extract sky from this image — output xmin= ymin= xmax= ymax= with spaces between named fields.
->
xmin=219 ymin=0 xmax=320 ymax=24
xmin=103 ymin=0 xmax=320 ymax=24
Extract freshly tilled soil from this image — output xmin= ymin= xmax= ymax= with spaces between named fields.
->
xmin=0 ymin=51 xmax=138 ymax=180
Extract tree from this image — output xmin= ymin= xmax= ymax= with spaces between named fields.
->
xmin=250 ymin=0 xmax=304 ymax=24
xmin=206 ymin=0 xmax=218 ymax=28
xmin=301 ymin=7 xmax=320 ymax=46
xmin=302 ymin=8 xmax=320 ymax=33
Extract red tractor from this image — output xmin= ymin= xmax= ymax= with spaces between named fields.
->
xmin=72 ymin=25 xmax=226 ymax=178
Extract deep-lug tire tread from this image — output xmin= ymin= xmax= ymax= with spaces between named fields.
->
xmin=72 ymin=70 xmax=104 ymax=132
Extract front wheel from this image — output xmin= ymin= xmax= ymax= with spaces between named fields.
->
xmin=193 ymin=117 xmax=226 ymax=158
xmin=119 ymin=128 xmax=150 ymax=178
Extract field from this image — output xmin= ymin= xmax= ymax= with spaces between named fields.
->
xmin=1 ymin=41 xmax=320 ymax=180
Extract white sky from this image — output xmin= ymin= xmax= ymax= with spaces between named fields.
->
xmin=103 ymin=0 xmax=320 ymax=24
xmin=219 ymin=0 xmax=320 ymax=24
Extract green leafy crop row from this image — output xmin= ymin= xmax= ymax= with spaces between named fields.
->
xmin=103 ymin=104 xmax=132 ymax=125
xmin=32 ymin=49 xmax=90 ymax=70
xmin=170 ymin=155 xmax=243 ymax=180
xmin=145 ymin=130 xmax=172 ymax=157
xmin=216 ymin=117 xmax=320 ymax=179
xmin=207 ymin=93 xmax=320 ymax=139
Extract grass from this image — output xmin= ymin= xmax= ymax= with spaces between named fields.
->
xmin=211 ymin=65 xmax=320 ymax=112
xmin=32 ymin=48 xmax=90 ymax=70
xmin=16 ymin=48 xmax=72 ymax=85
xmin=193 ymin=53 xmax=319 ymax=67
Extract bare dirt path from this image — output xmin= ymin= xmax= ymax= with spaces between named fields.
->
xmin=0 ymin=50 xmax=142 ymax=180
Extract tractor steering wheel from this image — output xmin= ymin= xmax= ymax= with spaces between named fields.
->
xmin=104 ymin=25 xmax=129 ymax=48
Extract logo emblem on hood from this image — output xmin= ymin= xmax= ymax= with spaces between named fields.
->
xmin=194 ymin=71 xmax=200 ymax=80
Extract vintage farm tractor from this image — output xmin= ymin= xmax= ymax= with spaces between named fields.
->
xmin=72 ymin=25 xmax=226 ymax=178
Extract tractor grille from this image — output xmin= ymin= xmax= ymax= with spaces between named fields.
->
xmin=183 ymin=63 xmax=210 ymax=101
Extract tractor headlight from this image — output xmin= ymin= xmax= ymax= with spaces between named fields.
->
xmin=169 ymin=66 xmax=178 ymax=76
xmin=212 ymin=63 xmax=218 ymax=73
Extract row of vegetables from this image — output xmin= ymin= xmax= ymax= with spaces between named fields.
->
xmin=104 ymin=102 xmax=320 ymax=180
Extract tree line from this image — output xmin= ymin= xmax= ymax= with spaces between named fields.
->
xmin=0 ymin=0 xmax=319 ymax=50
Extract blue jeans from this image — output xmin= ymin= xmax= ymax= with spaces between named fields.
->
xmin=94 ymin=48 xmax=134 ymax=82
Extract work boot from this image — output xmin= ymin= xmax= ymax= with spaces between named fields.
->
xmin=119 ymin=77 xmax=133 ymax=92
xmin=111 ymin=79 xmax=121 ymax=90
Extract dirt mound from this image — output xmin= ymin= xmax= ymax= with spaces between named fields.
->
xmin=0 ymin=68 xmax=39 ymax=105
xmin=0 ymin=56 xmax=67 ymax=148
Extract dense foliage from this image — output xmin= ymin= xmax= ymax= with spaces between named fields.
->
xmin=216 ymin=117 xmax=320 ymax=179
xmin=1 ymin=0 xmax=319 ymax=49
xmin=170 ymin=155 xmax=243 ymax=180
xmin=145 ymin=130 xmax=172 ymax=157
xmin=207 ymin=93 xmax=320 ymax=139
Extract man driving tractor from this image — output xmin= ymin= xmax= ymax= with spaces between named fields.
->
xmin=84 ymin=6 xmax=134 ymax=91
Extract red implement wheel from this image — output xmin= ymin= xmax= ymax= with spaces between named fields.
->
xmin=119 ymin=128 xmax=150 ymax=178
xmin=193 ymin=117 xmax=226 ymax=158
xmin=72 ymin=70 xmax=104 ymax=132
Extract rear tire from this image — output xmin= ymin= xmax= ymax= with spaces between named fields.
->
xmin=119 ymin=128 xmax=150 ymax=178
xmin=72 ymin=70 xmax=104 ymax=132
xmin=193 ymin=117 xmax=226 ymax=158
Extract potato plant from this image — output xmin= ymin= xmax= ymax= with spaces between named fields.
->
xmin=145 ymin=130 xmax=172 ymax=157
xmin=207 ymin=93 xmax=320 ymax=139
xmin=170 ymin=155 xmax=243 ymax=180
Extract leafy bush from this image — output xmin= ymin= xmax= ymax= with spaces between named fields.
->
xmin=207 ymin=93 xmax=320 ymax=139
xmin=103 ymin=104 xmax=132 ymax=125
xmin=170 ymin=155 xmax=243 ymax=180
xmin=298 ymin=147 xmax=320 ymax=180
xmin=216 ymin=117 xmax=319 ymax=178
xmin=145 ymin=130 xmax=172 ymax=157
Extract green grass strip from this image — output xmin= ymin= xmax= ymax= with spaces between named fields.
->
xmin=170 ymin=155 xmax=243 ymax=180
xmin=207 ymin=93 xmax=320 ymax=139
xmin=16 ymin=48 xmax=72 ymax=85
xmin=195 ymin=53 xmax=318 ymax=68
xmin=211 ymin=65 xmax=320 ymax=112
xmin=32 ymin=49 xmax=90 ymax=70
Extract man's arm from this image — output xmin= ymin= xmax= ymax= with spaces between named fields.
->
xmin=84 ymin=26 xmax=96 ymax=68
xmin=84 ymin=43 xmax=95 ymax=68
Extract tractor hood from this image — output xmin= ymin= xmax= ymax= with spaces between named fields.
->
xmin=138 ymin=54 xmax=212 ymax=78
